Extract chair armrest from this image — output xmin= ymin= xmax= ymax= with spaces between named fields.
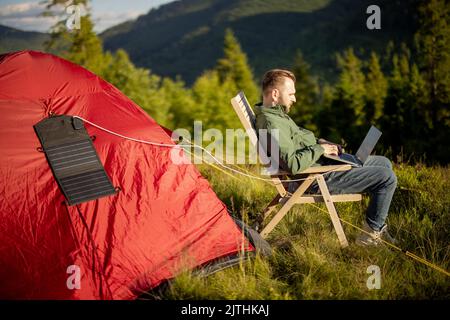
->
xmin=300 ymin=165 xmax=352 ymax=173
xmin=268 ymin=170 xmax=291 ymax=176
xmin=270 ymin=164 xmax=352 ymax=176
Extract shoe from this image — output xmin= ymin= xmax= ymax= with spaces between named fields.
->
xmin=287 ymin=182 xmax=299 ymax=194
xmin=379 ymin=224 xmax=398 ymax=245
xmin=356 ymin=221 xmax=398 ymax=246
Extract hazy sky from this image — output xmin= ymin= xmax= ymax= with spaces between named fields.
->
xmin=0 ymin=0 xmax=176 ymax=33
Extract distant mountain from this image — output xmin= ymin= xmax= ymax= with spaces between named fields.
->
xmin=0 ymin=25 xmax=49 ymax=54
xmin=101 ymin=0 xmax=419 ymax=84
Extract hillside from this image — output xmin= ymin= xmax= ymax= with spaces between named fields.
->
xmin=101 ymin=0 xmax=419 ymax=84
xmin=148 ymin=161 xmax=450 ymax=299
xmin=0 ymin=25 xmax=49 ymax=54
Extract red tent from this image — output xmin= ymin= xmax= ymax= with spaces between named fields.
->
xmin=0 ymin=51 xmax=256 ymax=299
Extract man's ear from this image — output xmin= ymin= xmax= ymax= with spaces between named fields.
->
xmin=271 ymin=88 xmax=279 ymax=103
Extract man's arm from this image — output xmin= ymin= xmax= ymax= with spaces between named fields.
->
xmin=269 ymin=123 xmax=325 ymax=174
xmin=284 ymin=143 xmax=326 ymax=174
xmin=279 ymin=137 xmax=339 ymax=174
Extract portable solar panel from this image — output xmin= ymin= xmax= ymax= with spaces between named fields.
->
xmin=34 ymin=115 xmax=117 ymax=205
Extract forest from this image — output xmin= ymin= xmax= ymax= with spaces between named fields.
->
xmin=42 ymin=0 xmax=449 ymax=165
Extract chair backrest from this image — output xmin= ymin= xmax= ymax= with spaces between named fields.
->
xmin=230 ymin=91 xmax=271 ymax=167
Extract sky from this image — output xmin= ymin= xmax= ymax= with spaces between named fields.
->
xmin=0 ymin=0 xmax=176 ymax=33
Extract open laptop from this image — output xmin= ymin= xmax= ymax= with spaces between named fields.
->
xmin=323 ymin=126 xmax=382 ymax=167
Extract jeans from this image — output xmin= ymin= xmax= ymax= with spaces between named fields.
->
xmin=306 ymin=155 xmax=397 ymax=231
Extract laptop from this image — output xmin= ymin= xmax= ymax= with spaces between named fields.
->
xmin=323 ymin=126 xmax=382 ymax=167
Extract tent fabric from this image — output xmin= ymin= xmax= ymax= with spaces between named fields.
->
xmin=0 ymin=50 xmax=254 ymax=299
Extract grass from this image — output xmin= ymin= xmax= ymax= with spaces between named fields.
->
xmin=144 ymin=162 xmax=450 ymax=299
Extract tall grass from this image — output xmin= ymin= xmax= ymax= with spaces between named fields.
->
xmin=147 ymin=162 xmax=450 ymax=299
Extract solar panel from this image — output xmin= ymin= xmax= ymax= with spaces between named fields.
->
xmin=34 ymin=115 xmax=117 ymax=205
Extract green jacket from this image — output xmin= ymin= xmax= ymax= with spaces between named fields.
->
xmin=254 ymin=103 xmax=325 ymax=174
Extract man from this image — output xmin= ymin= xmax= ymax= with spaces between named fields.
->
xmin=254 ymin=69 xmax=398 ymax=246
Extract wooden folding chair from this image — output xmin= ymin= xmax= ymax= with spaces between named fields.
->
xmin=230 ymin=91 xmax=362 ymax=248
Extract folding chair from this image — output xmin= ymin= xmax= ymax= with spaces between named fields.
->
xmin=230 ymin=91 xmax=362 ymax=248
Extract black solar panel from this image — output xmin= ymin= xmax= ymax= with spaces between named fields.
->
xmin=34 ymin=115 xmax=117 ymax=205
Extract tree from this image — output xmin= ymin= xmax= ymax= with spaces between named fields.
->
xmin=192 ymin=70 xmax=240 ymax=132
xmin=161 ymin=77 xmax=196 ymax=130
xmin=66 ymin=16 xmax=108 ymax=75
xmin=42 ymin=0 xmax=177 ymax=127
xmin=413 ymin=0 xmax=450 ymax=163
xmin=180 ymin=29 xmax=261 ymax=134
xmin=325 ymin=48 xmax=367 ymax=149
xmin=103 ymin=49 xmax=172 ymax=126
xmin=43 ymin=1 xmax=107 ymax=75
xmin=365 ymin=52 xmax=388 ymax=123
xmin=290 ymin=50 xmax=319 ymax=132
xmin=336 ymin=48 xmax=366 ymax=125
xmin=382 ymin=44 xmax=429 ymax=162
xmin=216 ymin=29 xmax=259 ymax=103
xmin=415 ymin=0 xmax=450 ymax=127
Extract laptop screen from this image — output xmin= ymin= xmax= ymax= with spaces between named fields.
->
xmin=355 ymin=126 xmax=382 ymax=162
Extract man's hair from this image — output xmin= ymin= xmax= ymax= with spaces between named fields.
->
xmin=261 ymin=69 xmax=296 ymax=95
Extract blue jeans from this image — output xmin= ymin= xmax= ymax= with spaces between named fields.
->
xmin=307 ymin=156 xmax=397 ymax=231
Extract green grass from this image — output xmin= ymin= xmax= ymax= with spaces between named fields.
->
xmin=145 ymin=162 xmax=450 ymax=299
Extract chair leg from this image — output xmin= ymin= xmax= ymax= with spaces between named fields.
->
xmin=262 ymin=194 xmax=282 ymax=220
xmin=252 ymin=194 xmax=282 ymax=231
xmin=271 ymin=177 xmax=288 ymax=197
xmin=260 ymin=177 xmax=315 ymax=238
xmin=316 ymin=175 xmax=349 ymax=248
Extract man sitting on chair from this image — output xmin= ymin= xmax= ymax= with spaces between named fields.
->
xmin=254 ymin=69 xmax=398 ymax=246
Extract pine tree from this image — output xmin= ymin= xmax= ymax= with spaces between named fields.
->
xmin=103 ymin=49 xmax=172 ymax=126
xmin=161 ymin=77 xmax=196 ymax=130
xmin=316 ymin=83 xmax=338 ymax=142
xmin=43 ymin=1 xmax=108 ymax=75
xmin=415 ymin=0 xmax=450 ymax=127
xmin=328 ymin=48 xmax=367 ymax=149
xmin=42 ymin=0 xmax=177 ymax=127
xmin=414 ymin=0 xmax=450 ymax=163
xmin=192 ymin=70 xmax=240 ymax=132
xmin=216 ymin=29 xmax=259 ymax=103
xmin=382 ymin=45 xmax=430 ymax=162
xmin=66 ymin=16 xmax=108 ymax=75
xmin=290 ymin=50 xmax=319 ymax=132
xmin=365 ymin=52 xmax=388 ymax=123
xmin=336 ymin=48 xmax=366 ymax=124
xmin=182 ymin=28 xmax=260 ymax=136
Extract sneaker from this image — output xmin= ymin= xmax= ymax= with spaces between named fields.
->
xmin=287 ymin=182 xmax=299 ymax=194
xmin=356 ymin=221 xmax=398 ymax=246
xmin=379 ymin=224 xmax=398 ymax=245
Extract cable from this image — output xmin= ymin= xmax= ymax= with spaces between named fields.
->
xmin=73 ymin=115 xmax=341 ymax=184
xmin=307 ymin=203 xmax=450 ymax=278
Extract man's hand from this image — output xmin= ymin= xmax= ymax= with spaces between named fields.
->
xmin=318 ymin=138 xmax=343 ymax=155
xmin=321 ymin=143 xmax=339 ymax=156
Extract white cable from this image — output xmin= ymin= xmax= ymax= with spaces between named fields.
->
xmin=73 ymin=116 xmax=342 ymax=183
xmin=73 ymin=116 xmax=191 ymax=148
xmin=181 ymin=147 xmax=313 ymax=183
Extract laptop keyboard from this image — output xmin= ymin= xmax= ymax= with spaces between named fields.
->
xmin=341 ymin=153 xmax=361 ymax=165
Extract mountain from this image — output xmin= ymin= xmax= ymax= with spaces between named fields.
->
xmin=0 ymin=25 xmax=49 ymax=54
xmin=101 ymin=0 xmax=419 ymax=84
